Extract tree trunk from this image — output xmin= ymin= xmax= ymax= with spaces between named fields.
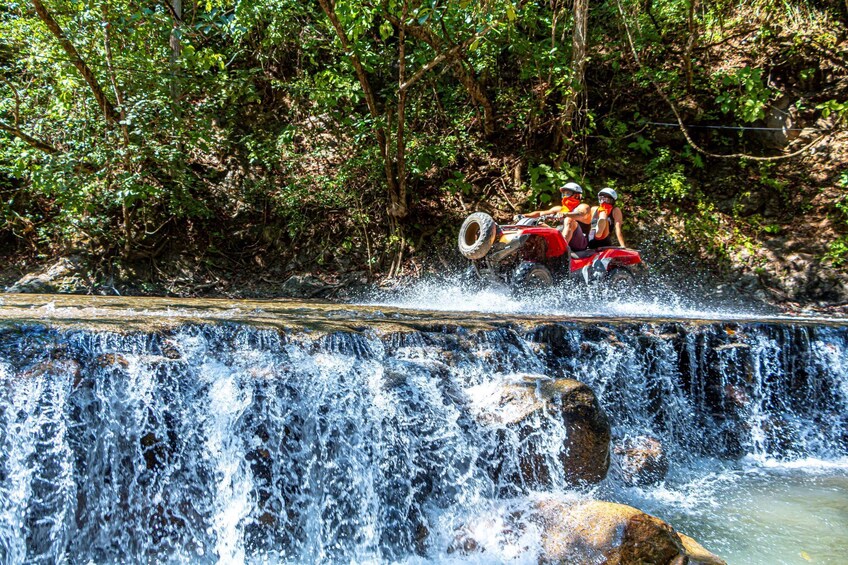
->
xmin=396 ymin=2 xmax=408 ymax=219
xmin=562 ymin=0 xmax=588 ymax=140
xmin=317 ymin=0 xmax=405 ymax=218
xmin=453 ymin=62 xmax=496 ymax=137
xmin=685 ymin=0 xmax=698 ymax=93
xmin=101 ymin=3 xmax=129 ymax=144
xmin=169 ymin=0 xmax=182 ymax=103
xmin=102 ymin=2 xmax=134 ymax=256
xmin=31 ymin=0 xmax=120 ymax=125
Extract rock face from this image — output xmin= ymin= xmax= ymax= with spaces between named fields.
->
xmin=470 ymin=375 xmax=611 ymax=485
xmin=678 ymin=533 xmax=728 ymax=565
xmin=613 ymin=435 xmax=669 ymax=486
xmin=5 ymin=256 xmax=89 ymax=294
xmin=535 ymin=498 xmax=686 ymax=564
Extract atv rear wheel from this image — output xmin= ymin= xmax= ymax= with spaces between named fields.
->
xmin=513 ymin=261 xmax=554 ymax=289
xmin=607 ymin=267 xmax=635 ymax=291
xmin=458 ymin=212 xmax=497 ymax=260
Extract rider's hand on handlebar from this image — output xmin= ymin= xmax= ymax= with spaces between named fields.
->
xmin=513 ymin=214 xmax=524 ymax=222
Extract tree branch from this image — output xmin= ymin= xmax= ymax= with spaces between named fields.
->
xmin=31 ymin=0 xmax=121 ymax=125
xmin=399 ymin=37 xmax=476 ymax=92
xmin=0 ymin=120 xmax=58 ymax=154
xmin=385 ymin=13 xmax=496 ymax=135
xmin=2 ymin=77 xmax=21 ymax=127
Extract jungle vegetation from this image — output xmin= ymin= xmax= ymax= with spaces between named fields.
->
xmin=1 ymin=0 xmax=847 ymax=299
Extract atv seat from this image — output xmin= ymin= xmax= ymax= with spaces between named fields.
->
xmin=570 ymin=249 xmax=596 ymax=259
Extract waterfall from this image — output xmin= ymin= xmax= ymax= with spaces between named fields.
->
xmin=0 ymin=319 xmax=846 ymax=563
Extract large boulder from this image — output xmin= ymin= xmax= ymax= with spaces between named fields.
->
xmin=5 ymin=255 xmax=88 ymax=294
xmin=678 ymin=533 xmax=728 ymax=565
xmin=450 ymin=497 xmax=726 ymax=565
xmin=469 ymin=375 xmax=611 ymax=485
xmin=613 ymin=435 xmax=669 ymax=486
xmin=534 ymin=498 xmax=725 ymax=565
xmin=536 ymin=498 xmax=683 ymax=564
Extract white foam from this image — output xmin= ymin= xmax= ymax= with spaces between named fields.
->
xmin=359 ymin=275 xmax=848 ymax=323
xmin=742 ymin=455 xmax=848 ymax=472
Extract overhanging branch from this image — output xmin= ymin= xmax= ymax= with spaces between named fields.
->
xmin=0 ymin=120 xmax=58 ymax=154
xmin=31 ymin=0 xmax=121 ymax=125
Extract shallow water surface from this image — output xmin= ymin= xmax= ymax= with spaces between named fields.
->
xmin=617 ymin=465 xmax=848 ymax=565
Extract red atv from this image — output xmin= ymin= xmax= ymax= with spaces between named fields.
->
xmin=457 ymin=212 xmax=643 ymax=290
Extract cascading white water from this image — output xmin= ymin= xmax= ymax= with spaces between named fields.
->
xmin=0 ymin=316 xmax=846 ymax=564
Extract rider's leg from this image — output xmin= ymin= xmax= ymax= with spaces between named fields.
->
xmin=594 ymin=217 xmax=610 ymax=240
xmin=562 ymin=217 xmax=577 ymax=241
xmin=568 ymin=220 xmax=589 ymax=251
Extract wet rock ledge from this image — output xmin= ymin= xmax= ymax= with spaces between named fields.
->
xmin=0 ymin=294 xmax=742 ymax=563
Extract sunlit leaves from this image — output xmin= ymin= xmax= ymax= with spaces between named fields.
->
xmin=713 ymin=67 xmax=773 ymax=123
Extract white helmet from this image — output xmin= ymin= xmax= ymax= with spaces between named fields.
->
xmin=560 ymin=182 xmax=583 ymax=194
xmin=598 ymin=187 xmax=618 ymax=201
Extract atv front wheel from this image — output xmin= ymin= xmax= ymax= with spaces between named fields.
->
xmin=513 ymin=261 xmax=554 ymax=289
xmin=458 ymin=212 xmax=497 ymax=260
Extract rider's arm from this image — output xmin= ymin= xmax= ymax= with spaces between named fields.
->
xmin=524 ymin=205 xmax=561 ymax=218
xmin=613 ymin=208 xmax=626 ymax=247
xmin=561 ymin=203 xmax=590 ymax=219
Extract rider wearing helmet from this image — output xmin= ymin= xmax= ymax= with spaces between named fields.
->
xmin=516 ymin=181 xmax=591 ymax=251
xmin=588 ymin=187 xmax=627 ymax=249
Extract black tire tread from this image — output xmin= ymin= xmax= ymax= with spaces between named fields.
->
xmin=513 ymin=261 xmax=554 ymax=288
xmin=458 ymin=212 xmax=497 ymax=260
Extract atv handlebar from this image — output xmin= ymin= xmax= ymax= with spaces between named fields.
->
xmin=512 ymin=213 xmax=560 ymax=222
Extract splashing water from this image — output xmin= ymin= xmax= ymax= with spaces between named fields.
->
xmin=356 ymin=270 xmax=813 ymax=322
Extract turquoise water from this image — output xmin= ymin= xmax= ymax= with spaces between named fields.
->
xmin=620 ymin=465 xmax=848 ymax=564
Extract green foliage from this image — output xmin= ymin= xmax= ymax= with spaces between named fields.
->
xmin=628 ymin=135 xmax=653 ymax=155
xmin=528 ymin=163 xmax=580 ymax=205
xmin=684 ymin=201 xmax=730 ymax=260
xmin=0 ymin=0 xmax=842 ymax=288
xmin=761 ymin=223 xmax=781 ymax=235
xmin=755 ymin=161 xmax=788 ymax=196
xmin=817 ymin=100 xmax=848 ymax=125
xmin=824 ymin=182 xmax=848 ymax=266
xmin=825 ymin=237 xmax=848 ymax=267
xmin=442 ymin=172 xmax=473 ymax=196
xmin=636 ymin=147 xmax=694 ymax=203
xmin=714 ymin=67 xmax=774 ymax=122
xmin=681 ymin=145 xmax=704 ymax=169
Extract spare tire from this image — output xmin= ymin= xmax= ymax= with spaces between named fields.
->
xmin=458 ymin=212 xmax=497 ymax=260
